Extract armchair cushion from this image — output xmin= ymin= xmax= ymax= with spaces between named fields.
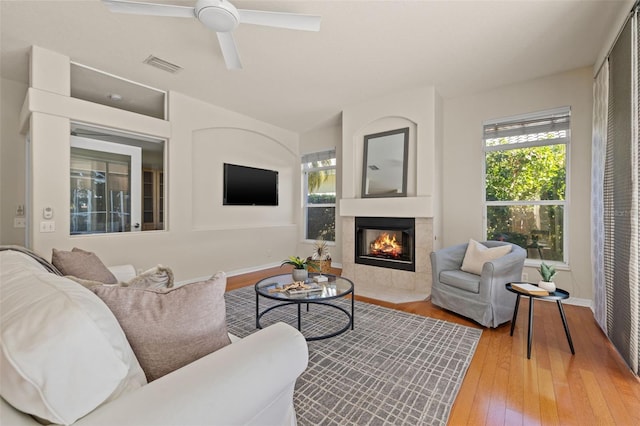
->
xmin=93 ymin=272 xmax=231 ymax=382
xmin=440 ymin=269 xmax=481 ymax=293
xmin=461 ymin=239 xmax=512 ymax=275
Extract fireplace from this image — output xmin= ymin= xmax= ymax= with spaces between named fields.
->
xmin=355 ymin=217 xmax=415 ymax=271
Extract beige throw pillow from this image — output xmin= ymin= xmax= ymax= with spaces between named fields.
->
xmin=460 ymin=239 xmax=512 ymax=275
xmin=52 ymin=247 xmax=117 ymax=284
xmin=93 ymin=272 xmax=231 ymax=382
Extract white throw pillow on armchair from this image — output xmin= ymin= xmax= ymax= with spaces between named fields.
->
xmin=460 ymin=239 xmax=512 ymax=275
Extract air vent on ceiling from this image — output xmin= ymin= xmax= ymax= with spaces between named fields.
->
xmin=143 ymin=55 xmax=182 ymax=74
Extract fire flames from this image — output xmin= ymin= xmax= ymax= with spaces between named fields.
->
xmin=370 ymin=232 xmax=402 ymax=258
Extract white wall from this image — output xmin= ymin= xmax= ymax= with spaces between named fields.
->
xmin=0 ymin=77 xmax=28 ymax=245
xmin=443 ymin=67 xmax=594 ymax=300
xmin=19 ymin=46 xmax=300 ymax=282
xmin=340 ymin=85 xmax=443 ymax=236
xmin=2 ymin=46 xmax=597 ymax=299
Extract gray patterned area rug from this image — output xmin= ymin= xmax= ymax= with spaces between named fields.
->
xmin=225 ymin=286 xmax=482 ymax=426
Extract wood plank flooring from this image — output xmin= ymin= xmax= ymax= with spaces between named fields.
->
xmin=227 ymin=266 xmax=640 ymax=425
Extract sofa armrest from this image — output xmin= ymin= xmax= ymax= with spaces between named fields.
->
xmin=107 ymin=265 xmax=137 ymax=283
xmin=74 ymin=322 xmax=308 ymax=426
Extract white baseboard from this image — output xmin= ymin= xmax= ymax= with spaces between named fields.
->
xmin=225 ymin=262 xmax=282 ymax=277
xmin=177 ymin=261 xmax=344 ymax=287
xmin=539 ymin=297 xmax=592 ymax=308
xmin=564 ymin=297 xmax=593 ymax=308
xmin=176 ymin=262 xmax=281 ymax=286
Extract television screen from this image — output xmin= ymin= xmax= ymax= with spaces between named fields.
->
xmin=223 ymin=163 xmax=279 ymax=206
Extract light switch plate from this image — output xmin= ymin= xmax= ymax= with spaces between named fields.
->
xmin=40 ymin=221 xmax=55 ymax=232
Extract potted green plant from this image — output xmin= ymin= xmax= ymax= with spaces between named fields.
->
xmin=281 ymin=256 xmax=318 ymax=282
xmin=537 ymin=261 xmax=557 ymax=292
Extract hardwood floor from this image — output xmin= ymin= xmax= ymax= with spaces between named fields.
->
xmin=227 ymin=267 xmax=640 ymax=426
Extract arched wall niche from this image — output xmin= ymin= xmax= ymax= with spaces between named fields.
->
xmin=352 ymin=116 xmax=418 ymax=198
xmin=191 ymin=126 xmax=296 ymax=230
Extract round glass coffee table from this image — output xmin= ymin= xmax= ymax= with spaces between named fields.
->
xmin=255 ymin=273 xmax=354 ymax=341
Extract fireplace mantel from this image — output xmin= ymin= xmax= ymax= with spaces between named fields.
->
xmin=339 ymin=196 xmax=434 ymax=218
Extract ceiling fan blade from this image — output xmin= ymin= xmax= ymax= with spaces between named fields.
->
xmin=238 ymin=9 xmax=321 ymax=31
xmin=102 ymin=0 xmax=195 ymax=18
xmin=216 ymin=32 xmax=242 ymax=70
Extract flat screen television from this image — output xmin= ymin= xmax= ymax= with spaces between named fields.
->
xmin=223 ymin=163 xmax=279 ymax=206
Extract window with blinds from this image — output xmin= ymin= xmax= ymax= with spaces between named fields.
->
xmin=483 ymin=107 xmax=570 ymax=264
xmin=302 ymin=149 xmax=336 ymax=242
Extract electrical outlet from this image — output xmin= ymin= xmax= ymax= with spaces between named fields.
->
xmin=40 ymin=221 xmax=55 ymax=233
xmin=14 ymin=217 xmax=26 ymax=228
xmin=522 ymin=272 xmax=529 ymax=282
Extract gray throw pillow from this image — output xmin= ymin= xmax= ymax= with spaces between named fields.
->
xmin=52 ymin=248 xmax=117 ymax=284
xmin=92 ymin=272 xmax=231 ymax=382
xmin=125 ymin=265 xmax=174 ymax=289
xmin=68 ymin=265 xmax=174 ymax=290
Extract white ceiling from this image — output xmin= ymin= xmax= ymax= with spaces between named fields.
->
xmin=0 ymin=0 xmax=631 ymax=133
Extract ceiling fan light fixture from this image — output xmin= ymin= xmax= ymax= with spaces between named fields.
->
xmin=196 ymin=0 xmax=239 ymax=32
xmin=103 ymin=0 xmax=321 ymax=70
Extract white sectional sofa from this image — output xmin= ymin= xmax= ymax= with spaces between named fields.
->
xmin=0 ymin=248 xmax=308 ymax=425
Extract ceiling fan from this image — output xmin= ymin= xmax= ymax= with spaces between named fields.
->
xmin=102 ymin=0 xmax=321 ymax=70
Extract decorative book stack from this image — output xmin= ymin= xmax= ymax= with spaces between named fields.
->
xmin=511 ymin=282 xmax=549 ymax=296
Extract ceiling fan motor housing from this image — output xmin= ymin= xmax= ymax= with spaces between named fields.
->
xmin=196 ymin=0 xmax=239 ymax=32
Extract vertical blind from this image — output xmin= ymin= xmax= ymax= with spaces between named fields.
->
xmin=601 ymin=5 xmax=639 ymax=375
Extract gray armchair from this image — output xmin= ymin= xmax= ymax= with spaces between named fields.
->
xmin=430 ymin=241 xmax=526 ymax=328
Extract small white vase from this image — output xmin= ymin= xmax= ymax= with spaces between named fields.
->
xmin=292 ymin=269 xmax=308 ymax=282
xmin=538 ymin=280 xmax=556 ymax=292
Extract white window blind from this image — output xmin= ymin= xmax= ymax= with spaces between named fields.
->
xmin=484 ymin=107 xmax=570 ymax=148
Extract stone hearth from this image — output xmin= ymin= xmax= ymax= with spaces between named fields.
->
xmin=341 ymin=217 xmax=433 ymax=303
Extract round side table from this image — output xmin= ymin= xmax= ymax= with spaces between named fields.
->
xmin=506 ymin=282 xmax=575 ymax=359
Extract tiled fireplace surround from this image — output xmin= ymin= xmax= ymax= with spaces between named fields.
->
xmin=338 ymin=88 xmax=441 ymax=302
xmin=341 ymin=216 xmax=433 ymax=303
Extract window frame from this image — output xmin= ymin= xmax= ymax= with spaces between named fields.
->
xmin=69 ymin=122 xmax=167 ymax=236
xmin=481 ymin=107 xmax=571 ymax=267
xmin=302 ymin=150 xmax=336 ymax=243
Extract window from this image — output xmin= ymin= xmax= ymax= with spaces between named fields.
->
xmin=302 ymin=149 xmax=336 ymax=242
xmin=483 ymin=107 xmax=569 ymax=263
xmin=70 ymin=123 xmax=165 ymax=235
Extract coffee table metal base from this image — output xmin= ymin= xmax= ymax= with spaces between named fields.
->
xmin=256 ymin=299 xmax=354 ymax=341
